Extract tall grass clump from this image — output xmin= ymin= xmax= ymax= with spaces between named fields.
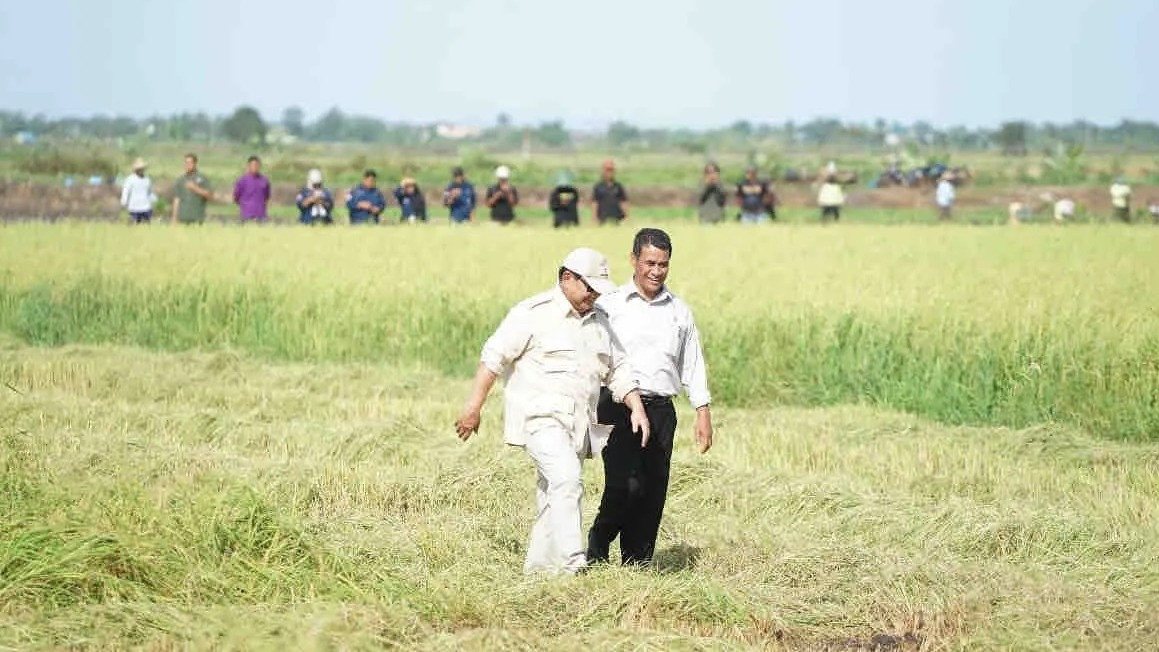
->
xmin=1 ymin=222 xmax=1157 ymax=440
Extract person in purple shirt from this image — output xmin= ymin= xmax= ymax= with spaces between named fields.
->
xmin=233 ymin=155 xmax=271 ymax=222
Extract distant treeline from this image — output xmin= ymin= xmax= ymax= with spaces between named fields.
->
xmin=2 ymin=106 xmax=1159 ymax=154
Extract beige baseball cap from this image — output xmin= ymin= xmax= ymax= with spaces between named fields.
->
xmin=131 ymin=157 xmax=147 ymax=170
xmin=561 ymin=247 xmax=616 ymax=295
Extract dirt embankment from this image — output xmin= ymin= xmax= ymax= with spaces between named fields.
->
xmin=0 ymin=181 xmax=1151 ymax=220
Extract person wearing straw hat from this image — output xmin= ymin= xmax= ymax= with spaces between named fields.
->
xmin=295 ymin=168 xmax=335 ymax=225
xmin=393 ymin=176 xmax=427 ymax=223
xmin=121 ymin=157 xmax=156 ymax=224
xmin=549 ymin=171 xmax=581 ymax=228
xmin=486 ymin=165 xmax=520 ymax=225
xmin=455 ymin=247 xmax=650 ymax=576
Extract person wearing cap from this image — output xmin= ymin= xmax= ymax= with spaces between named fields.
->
xmin=455 ymin=248 xmax=650 ymax=576
xmin=817 ymin=174 xmax=846 ymax=222
xmin=587 ymin=228 xmax=713 ymax=568
xmin=172 ymin=153 xmax=214 ymax=225
xmin=393 ymin=177 xmax=428 ymax=223
xmin=295 ymin=169 xmax=335 ymax=225
xmin=485 ymin=165 xmax=520 ymax=225
xmin=736 ymin=166 xmax=772 ymax=224
xmin=346 ymin=169 xmax=386 ymax=225
xmin=233 ymin=155 xmax=271 ymax=222
xmin=696 ymin=162 xmax=727 ymax=224
xmin=592 ymin=159 xmax=629 ymax=225
xmin=1110 ymin=177 xmax=1132 ymax=222
xmin=121 ymin=158 xmax=156 ymax=224
xmin=935 ymin=171 xmax=956 ymax=221
xmin=443 ymin=166 xmax=477 ymax=224
xmin=549 ymin=171 xmax=581 ymax=228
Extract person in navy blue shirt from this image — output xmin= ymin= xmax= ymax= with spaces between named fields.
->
xmin=393 ymin=177 xmax=428 ymax=223
xmin=443 ymin=166 xmax=476 ymax=223
xmin=346 ymin=169 xmax=386 ymax=224
xmin=296 ymin=168 xmax=335 ymax=225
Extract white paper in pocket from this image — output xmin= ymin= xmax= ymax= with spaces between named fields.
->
xmin=587 ymin=424 xmax=614 ymax=458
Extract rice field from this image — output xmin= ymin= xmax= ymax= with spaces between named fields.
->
xmin=1 ymin=221 xmax=1158 ymax=649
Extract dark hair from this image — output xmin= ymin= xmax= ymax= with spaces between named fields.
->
xmin=452 ymin=166 xmax=465 ymax=177
xmin=185 ymin=153 xmax=198 ymax=163
xmin=632 ymin=228 xmax=672 ymax=258
xmin=363 ymin=169 xmax=377 ymax=178
xmin=247 ymin=155 xmax=261 ymax=164
xmin=704 ymin=161 xmax=719 ymax=174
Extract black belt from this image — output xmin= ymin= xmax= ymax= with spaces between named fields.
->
xmin=639 ymin=394 xmax=673 ymax=406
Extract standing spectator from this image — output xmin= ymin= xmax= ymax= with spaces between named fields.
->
xmin=485 ymin=165 xmax=519 ymax=225
xmin=817 ymin=174 xmax=845 ymax=222
xmin=548 ymin=171 xmax=580 ymax=228
xmin=393 ymin=177 xmax=428 ymax=223
xmin=172 ymin=153 xmax=213 ymax=225
xmin=696 ymin=162 xmax=727 ymax=224
xmin=233 ymin=155 xmax=271 ymax=222
xmin=736 ymin=166 xmax=771 ymax=224
xmin=121 ymin=158 xmax=156 ymax=224
xmin=454 ymin=248 xmax=649 ymax=576
xmin=346 ymin=169 xmax=386 ymax=225
xmin=443 ymin=166 xmax=477 ymax=224
xmin=295 ymin=168 xmax=334 ymax=225
xmin=1110 ymin=177 xmax=1132 ymax=222
xmin=1148 ymin=198 xmax=1158 ymax=225
xmin=1053 ymin=198 xmax=1076 ymax=223
xmin=592 ymin=159 xmax=629 ymax=225
xmin=935 ymin=172 xmax=956 ymax=221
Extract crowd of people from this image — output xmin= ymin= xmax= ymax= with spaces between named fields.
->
xmin=118 ymin=153 xmax=1159 ymax=226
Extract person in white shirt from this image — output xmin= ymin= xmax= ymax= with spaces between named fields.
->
xmin=935 ymin=172 xmax=956 ymax=221
xmin=1110 ymin=177 xmax=1132 ymax=222
xmin=120 ymin=158 xmax=156 ymax=224
xmin=455 ymin=248 xmax=650 ymax=576
xmin=587 ymin=228 xmax=714 ymax=567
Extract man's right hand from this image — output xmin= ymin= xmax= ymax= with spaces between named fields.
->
xmin=455 ymin=406 xmax=482 ymax=441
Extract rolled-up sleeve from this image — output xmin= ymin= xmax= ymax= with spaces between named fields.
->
xmin=480 ymin=307 xmax=532 ymax=376
xmin=604 ymin=328 xmax=638 ymax=403
xmin=681 ymin=316 xmax=712 ymax=409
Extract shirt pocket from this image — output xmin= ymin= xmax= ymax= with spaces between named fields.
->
xmin=525 ymin=394 xmax=576 ymax=434
xmin=540 ymin=336 xmax=579 ymax=374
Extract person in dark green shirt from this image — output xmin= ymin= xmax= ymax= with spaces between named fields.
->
xmin=172 ymin=153 xmax=213 ymax=224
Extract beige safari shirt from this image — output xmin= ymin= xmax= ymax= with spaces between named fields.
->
xmin=480 ymin=287 xmax=637 ymax=452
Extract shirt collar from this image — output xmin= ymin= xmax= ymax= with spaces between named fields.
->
xmin=552 ymin=286 xmax=592 ymax=319
xmin=623 ymin=280 xmax=672 ymax=304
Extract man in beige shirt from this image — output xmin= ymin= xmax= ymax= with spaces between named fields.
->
xmin=588 ymin=228 xmax=714 ymax=567
xmin=455 ymin=247 xmax=650 ymax=575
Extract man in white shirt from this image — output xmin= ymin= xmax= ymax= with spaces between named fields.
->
xmin=935 ymin=172 xmax=956 ymax=221
xmin=120 ymin=158 xmax=156 ymax=224
xmin=587 ymin=228 xmax=714 ymax=567
xmin=455 ymin=248 xmax=650 ymax=576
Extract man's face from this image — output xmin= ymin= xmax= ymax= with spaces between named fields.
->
xmin=560 ymin=271 xmax=599 ymax=315
xmin=632 ymin=245 xmax=670 ymax=298
xmin=362 ymin=176 xmax=376 ymax=189
xmin=184 ymin=157 xmax=196 ymax=174
xmin=602 ymin=167 xmax=615 ymax=181
xmin=453 ymin=174 xmax=464 ymax=184
xmin=746 ymin=169 xmax=757 ymax=181
xmin=706 ymin=169 xmax=719 ymax=184
xmin=247 ymin=159 xmax=261 ymax=175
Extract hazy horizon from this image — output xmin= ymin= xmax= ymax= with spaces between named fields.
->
xmin=1 ymin=0 xmax=1154 ymax=130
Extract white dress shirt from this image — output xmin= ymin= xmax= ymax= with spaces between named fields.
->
xmin=598 ymin=281 xmax=711 ymax=409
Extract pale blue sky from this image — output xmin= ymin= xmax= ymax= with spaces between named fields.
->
xmin=0 ymin=0 xmax=1152 ymax=129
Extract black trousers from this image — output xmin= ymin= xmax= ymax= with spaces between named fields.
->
xmin=587 ymin=389 xmax=677 ymax=566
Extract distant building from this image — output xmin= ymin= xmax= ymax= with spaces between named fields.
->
xmin=435 ymin=124 xmax=482 ymax=140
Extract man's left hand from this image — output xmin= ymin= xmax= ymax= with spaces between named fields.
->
xmin=695 ymin=407 xmax=713 ymax=454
